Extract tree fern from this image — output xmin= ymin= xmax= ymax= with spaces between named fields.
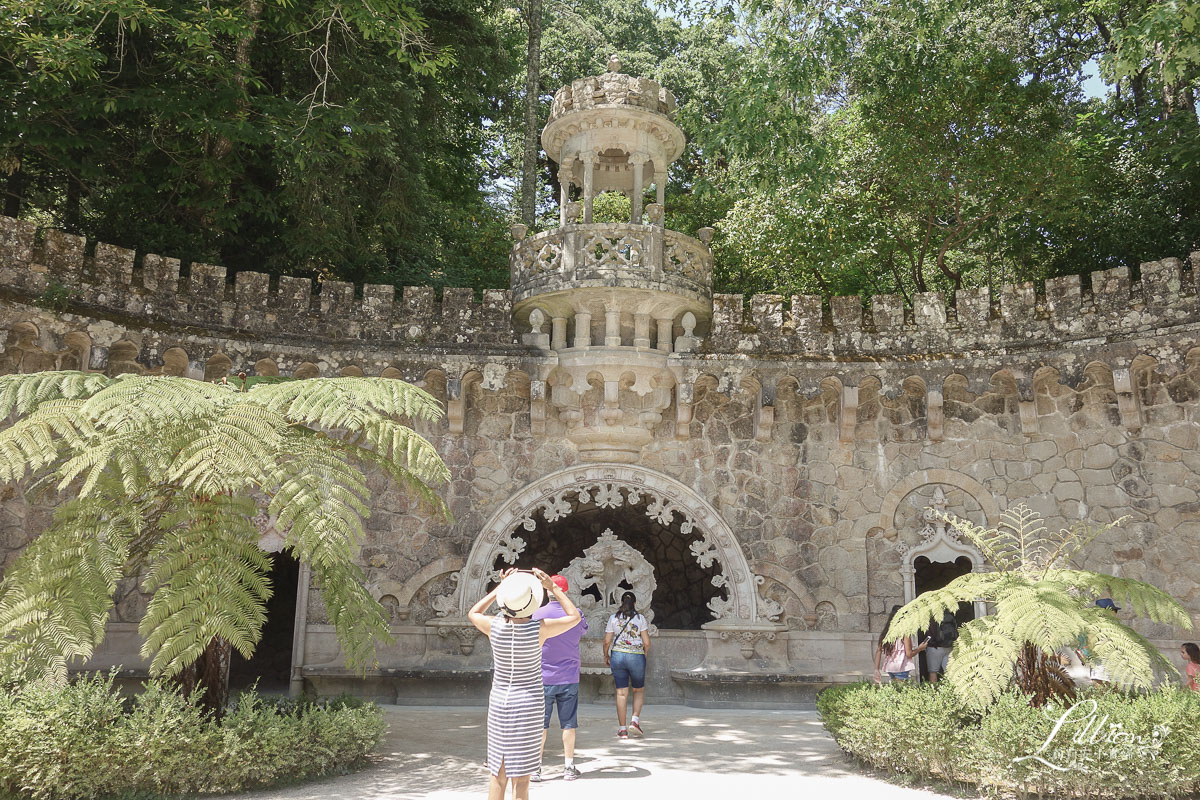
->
xmin=888 ymin=503 xmax=1193 ymax=709
xmin=0 ymin=371 xmax=452 ymax=706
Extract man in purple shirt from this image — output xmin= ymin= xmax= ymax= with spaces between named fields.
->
xmin=530 ymin=574 xmax=588 ymax=782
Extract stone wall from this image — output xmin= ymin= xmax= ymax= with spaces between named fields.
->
xmin=1 ymin=216 xmax=1198 ymax=700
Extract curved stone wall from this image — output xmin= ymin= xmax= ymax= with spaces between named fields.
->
xmin=2 ymin=215 xmax=1198 ymax=699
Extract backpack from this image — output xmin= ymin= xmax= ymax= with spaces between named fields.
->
xmin=937 ymin=613 xmax=959 ymax=645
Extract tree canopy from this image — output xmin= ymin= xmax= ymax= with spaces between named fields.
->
xmin=2 ymin=0 xmax=1197 ymax=295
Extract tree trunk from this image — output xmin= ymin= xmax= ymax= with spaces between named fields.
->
xmin=520 ymin=0 xmax=543 ymax=228
xmin=1015 ymin=642 xmax=1076 ymax=708
xmin=175 ymin=636 xmax=233 ymax=717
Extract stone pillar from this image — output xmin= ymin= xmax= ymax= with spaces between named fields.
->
xmin=582 ymin=154 xmax=595 ymax=224
xmin=633 ymin=313 xmax=651 ymax=348
xmin=551 ymin=316 xmax=568 ymax=350
xmin=574 ymin=310 xmax=593 ymax=348
xmin=655 ymin=170 xmax=666 ymax=209
xmin=288 ymin=562 xmax=312 ymax=697
xmin=604 ymin=305 xmax=622 ymax=347
xmin=559 ymin=176 xmax=571 ymax=227
xmin=656 ymin=317 xmax=673 ymax=353
xmin=630 ymin=154 xmax=647 ymax=223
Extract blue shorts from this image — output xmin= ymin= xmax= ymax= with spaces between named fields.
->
xmin=543 ymin=683 xmax=579 ymax=729
xmin=888 ymin=671 xmax=910 ymax=680
xmin=610 ymin=651 xmax=646 ymax=689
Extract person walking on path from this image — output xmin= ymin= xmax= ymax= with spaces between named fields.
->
xmin=603 ymin=591 xmax=651 ymax=739
xmin=874 ymin=604 xmax=927 ymax=684
xmin=1181 ymin=642 xmax=1200 ymax=691
xmin=530 ymin=574 xmax=588 ymax=782
xmin=924 ymin=609 xmax=958 ymax=684
xmin=469 ymin=568 xmax=582 ymax=800
xmin=1076 ymin=598 xmax=1120 ymax=686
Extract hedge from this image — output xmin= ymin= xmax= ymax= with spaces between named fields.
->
xmin=818 ymin=682 xmax=1200 ymax=798
xmin=0 ymin=673 xmax=386 ymax=800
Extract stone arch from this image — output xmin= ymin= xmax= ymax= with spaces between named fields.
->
xmin=107 ymin=339 xmax=141 ymax=376
xmin=161 ymin=346 xmax=189 ymax=377
xmin=460 ymin=464 xmax=762 ymax=622
xmin=389 ymin=556 xmax=465 ymax=621
xmin=751 ymin=561 xmax=815 ymax=629
xmin=204 ymin=352 xmax=232 ymax=382
xmin=879 ymin=469 xmax=999 ymax=533
xmin=61 ymin=331 xmax=92 ymax=371
xmin=878 ymin=471 xmax=996 ymax=619
xmin=254 ymin=357 xmax=279 ymax=377
xmin=292 ymin=361 xmax=321 ymax=379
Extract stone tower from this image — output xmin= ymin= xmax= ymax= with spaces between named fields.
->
xmin=509 ymin=56 xmax=713 ymax=463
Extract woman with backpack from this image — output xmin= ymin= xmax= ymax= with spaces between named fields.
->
xmin=603 ymin=591 xmax=651 ymax=739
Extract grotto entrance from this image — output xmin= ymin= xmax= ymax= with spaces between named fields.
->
xmin=914 ymin=554 xmax=975 ymax=681
xmin=229 ymin=552 xmax=299 ymax=692
xmin=494 ymin=495 xmax=727 ymax=630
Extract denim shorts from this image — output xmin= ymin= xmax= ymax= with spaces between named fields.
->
xmin=887 ymin=671 xmax=910 ymax=680
xmin=610 ymin=651 xmax=646 ymax=689
xmin=542 ymin=683 xmax=579 ymax=729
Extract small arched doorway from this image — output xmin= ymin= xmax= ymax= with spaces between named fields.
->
xmin=229 ymin=552 xmax=300 ymax=693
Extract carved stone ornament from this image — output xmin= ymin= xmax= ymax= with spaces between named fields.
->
xmin=562 ymin=528 xmax=657 ymax=634
xmin=719 ymin=629 xmax=777 ymax=659
xmin=895 ymin=485 xmax=964 ymax=556
xmin=437 ymin=625 xmax=482 ymax=656
xmin=463 ymin=466 xmax=761 ymax=622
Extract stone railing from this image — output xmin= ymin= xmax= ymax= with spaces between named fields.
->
xmin=548 ymin=73 xmax=676 ymax=123
xmin=509 ymin=223 xmax=713 ymax=305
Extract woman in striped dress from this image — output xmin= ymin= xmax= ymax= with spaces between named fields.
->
xmin=469 ymin=568 xmax=581 ymax=800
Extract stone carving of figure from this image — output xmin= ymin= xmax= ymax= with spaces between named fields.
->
xmin=562 ymin=529 xmax=656 ymax=634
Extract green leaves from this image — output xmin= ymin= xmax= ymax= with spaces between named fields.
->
xmin=888 ymin=504 xmax=1193 ymax=710
xmin=0 ymin=372 xmax=451 ymax=685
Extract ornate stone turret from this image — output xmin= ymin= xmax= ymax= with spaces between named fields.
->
xmin=510 ymin=56 xmax=714 ymax=463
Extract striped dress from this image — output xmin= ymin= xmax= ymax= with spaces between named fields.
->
xmin=486 ymin=614 xmax=544 ymax=777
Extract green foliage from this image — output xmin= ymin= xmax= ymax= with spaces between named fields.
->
xmin=820 ymin=682 xmax=1200 ymax=798
xmin=32 ymin=282 xmax=72 ymax=313
xmin=0 ymin=372 xmax=450 ymax=685
xmin=886 ymin=504 xmax=1193 ymax=710
xmin=1 ymin=0 xmax=518 ymax=289
xmin=0 ymin=673 xmax=385 ymax=800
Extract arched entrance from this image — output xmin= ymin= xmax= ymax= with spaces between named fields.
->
xmin=459 ymin=465 xmax=762 ymax=623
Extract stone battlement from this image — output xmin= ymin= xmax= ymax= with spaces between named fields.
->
xmin=708 ymin=255 xmax=1200 ymax=356
xmin=2 ymin=216 xmax=1198 ymax=357
xmin=0 ymin=217 xmax=516 ymax=346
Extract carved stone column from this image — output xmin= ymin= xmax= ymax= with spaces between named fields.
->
xmin=574 ymin=309 xmax=592 ymax=348
xmin=582 ymin=153 xmax=596 ymax=223
xmin=630 ymin=153 xmax=648 ymax=223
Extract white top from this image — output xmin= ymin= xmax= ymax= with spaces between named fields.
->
xmin=606 ymin=613 xmax=648 ymax=654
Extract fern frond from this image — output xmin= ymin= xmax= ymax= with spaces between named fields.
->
xmin=945 ymin=615 xmax=1022 ymax=709
xmin=81 ymin=375 xmax=234 ymax=432
xmin=0 ymin=371 xmax=115 ymax=417
xmin=0 ymin=497 xmax=134 ymax=683
xmin=1084 ymin=606 xmax=1178 ymax=689
xmin=327 ymin=435 xmax=451 ymax=522
xmin=1044 ymin=570 xmax=1193 ymax=629
xmin=887 ymin=571 xmax=1008 ymax=640
xmin=309 ymin=560 xmax=391 ymax=669
xmin=0 ymin=400 xmax=92 ymax=483
xmin=249 ymin=377 xmax=444 ymax=426
xmin=139 ymin=496 xmax=271 ymax=676
xmin=993 ymin=583 xmax=1085 ymax=654
xmin=940 ymin=512 xmax=1019 ymax=572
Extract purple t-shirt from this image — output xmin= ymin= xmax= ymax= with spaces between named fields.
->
xmin=532 ymin=600 xmax=588 ymax=685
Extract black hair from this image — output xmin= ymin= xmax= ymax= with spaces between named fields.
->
xmin=1184 ymin=642 xmax=1200 ymax=665
xmin=617 ymin=591 xmax=637 ymax=620
xmin=878 ymin=604 xmax=902 ymax=657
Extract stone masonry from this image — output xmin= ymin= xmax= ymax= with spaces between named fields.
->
xmin=0 ymin=59 xmax=1198 ymax=707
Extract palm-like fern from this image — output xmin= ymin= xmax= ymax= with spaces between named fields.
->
xmin=887 ymin=504 xmax=1192 ymax=709
xmin=0 ymin=371 xmax=451 ymax=699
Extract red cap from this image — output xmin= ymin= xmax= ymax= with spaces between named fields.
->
xmin=551 ymin=574 xmax=569 ymax=592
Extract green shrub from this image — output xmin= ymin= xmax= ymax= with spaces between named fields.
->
xmin=819 ymin=682 xmax=1200 ymax=799
xmin=0 ymin=673 xmax=385 ymax=800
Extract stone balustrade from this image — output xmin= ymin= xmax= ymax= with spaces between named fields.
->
xmin=509 ymin=223 xmax=713 ymax=305
xmin=548 ymin=72 xmax=676 ymax=124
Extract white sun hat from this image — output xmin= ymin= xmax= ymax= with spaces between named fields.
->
xmin=496 ymin=572 xmax=543 ymax=618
